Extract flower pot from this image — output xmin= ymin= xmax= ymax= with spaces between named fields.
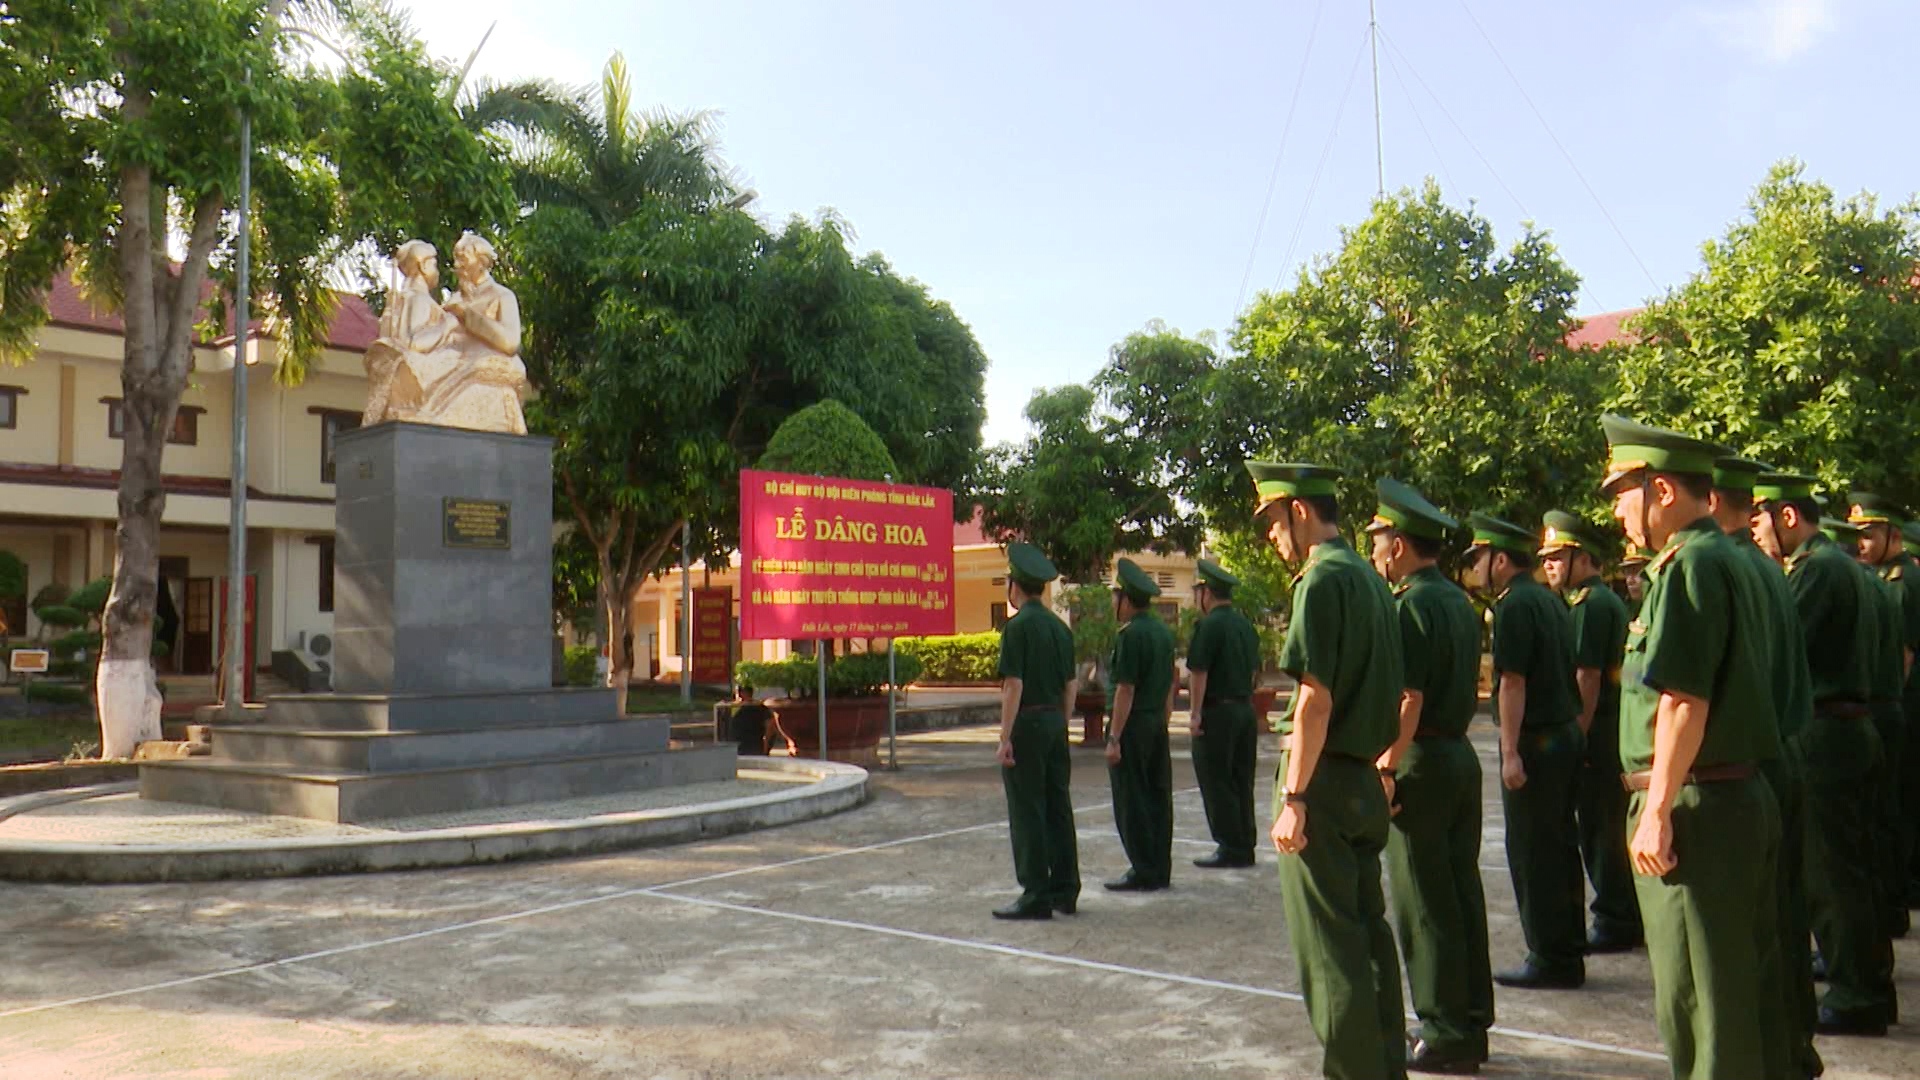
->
xmin=1073 ymin=689 xmax=1107 ymax=747
xmin=767 ymin=696 xmax=890 ymax=767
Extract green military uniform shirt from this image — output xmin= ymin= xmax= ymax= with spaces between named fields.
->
xmin=1785 ymin=532 xmax=1879 ymax=704
xmin=1491 ymin=576 xmax=1580 ymax=730
xmin=1276 ymin=539 xmax=1403 ymax=760
xmin=1731 ymin=532 xmax=1813 ymax=742
xmin=1619 ymin=517 xmax=1783 ymax=773
xmin=1567 ymin=574 xmax=1629 ymax=722
xmin=1188 ymin=603 xmax=1260 ymax=701
xmin=1109 ymin=610 xmax=1175 ymax=718
xmin=1394 ymin=565 xmax=1480 ymax=738
xmin=1877 ymin=552 xmax=1920 ymax=679
xmin=998 ymin=601 xmax=1075 ymax=709
xmin=1868 ymin=573 xmax=1905 ymax=705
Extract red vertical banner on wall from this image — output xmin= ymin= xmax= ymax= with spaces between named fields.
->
xmin=738 ymin=470 xmax=957 ymax=640
xmin=689 ymin=588 xmax=733 ymax=684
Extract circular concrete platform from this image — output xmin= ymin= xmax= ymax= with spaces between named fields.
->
xmin=0 ymin=757 xmax=867 ymax=883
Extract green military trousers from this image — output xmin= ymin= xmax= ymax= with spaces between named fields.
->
xmin=1905 ymin=687 xmax=1920 ymax=907
xmin=1385 ymin=736 xmax=1492 ymax=1061
xmin=1275 ymin=752 xmax=1407 ymax=1080
xmin=1760 ymin=755 xmax=1821 ymax=1080
xmin=1500 ymin=722 xmax=1587 ymax=980
xmin=1631 ymin=774 xmax=1784 ymax=1080
xmin=1870 ymin=700 xmax=1909 ymax=938
xmin=1109 ymin=714 xmax=1173 ymax=886
xmin=1576 ymin=711 xmax=1641 ymax=941
xmin=1191 ymin=701 xmax=1259 ymax=862
xmin=1001 ymin=709 xmax=1080 ymax=907
xmin=1796 ymin=715 xmax=1897 ymax=1020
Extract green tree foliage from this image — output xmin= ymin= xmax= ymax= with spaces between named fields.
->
xmin=758 ymin=400 xmax=900 ymax=482
xmin=0 ymin=0 xmax=513 ymax=738
xmin=1616 ymin=161 xmax=1920 ymax=500
xmin=0 ymin=551 xmax=24 ymax=603
xmin=1214 ymin=181 xmax=1609 ymax=539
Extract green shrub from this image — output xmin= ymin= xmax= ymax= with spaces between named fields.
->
xmin=29 ymin=582 xmax=69 ymax=610
xmin=0 ymin=550 xmax=24 ymax=602
xmin=736 ymin=651 xmax=924 ymax=698
xmin=563 ymin=644 xmax=599 ymax=687
xmin=51 ymin=629 xmax=102 ymax=655
xmin=24 ymin=682 xmax=89 ymax=706
xmin=32 ymin=604 xmax=85 ymax=631
xmin=897 ymin=631 xmax=1000 ymax=682
xmin=757 ymin=400 xmax=899 ymax=482
xmin=66 ymin=577 xmax=111 ymax=616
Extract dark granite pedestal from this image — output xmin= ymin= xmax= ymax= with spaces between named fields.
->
xmin=141 ymin=424 xmax=734 ymax=824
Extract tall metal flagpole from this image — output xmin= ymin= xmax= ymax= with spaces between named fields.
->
xmin=220 ymin=85 xmax=253 ymax=721
xmin=680 ymin=521 xmax=692 ymax=704
xmin=1369 ymin=0 xmax=1385 ymax=197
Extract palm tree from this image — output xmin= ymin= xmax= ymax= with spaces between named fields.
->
xmin=458 ymin=52 xmax=737 ymax=225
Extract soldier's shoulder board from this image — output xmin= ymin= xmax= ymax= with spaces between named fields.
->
xmin=1569 ymin=587 xmax=1591 ymax=606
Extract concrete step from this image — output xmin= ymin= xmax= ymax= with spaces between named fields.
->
xmin=266 ymin=687 xmax=619 ymax=732
xmin=138 ymin=743 xmax=737 ymax=823
xmin=208 ymin=717 xmax=670 ymax=773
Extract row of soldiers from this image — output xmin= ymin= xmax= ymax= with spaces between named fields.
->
xmin=988 ymin=415 xmax=1916 ymax=1080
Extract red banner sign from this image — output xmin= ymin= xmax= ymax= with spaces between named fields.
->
xmin=739 ymin=469 xmax=956 ymax=640
xmin=689 ymin=588 xmax=733 ymax=684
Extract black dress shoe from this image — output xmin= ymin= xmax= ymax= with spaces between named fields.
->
xmin=1493 ymin=961 xmax=1583 ymax=990
xmin=1051 ymin=898 xmax=1078 ymax=916
xmin=1193 ymin=851 xmax=1256 ymax=869
xmin=1585 ymin=928 xmax=1642 ymax=954
xmin=1815 ymin=1006 xmax=1887 ymax=1037
xmin=991 ymin=899 xmax=1052 ymax=921
xmin=1406 ymin=1036 xmax=1480 ymax=1074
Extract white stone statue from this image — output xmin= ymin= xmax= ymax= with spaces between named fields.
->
xmin=363 ymin=232 xmax=529 ymax=435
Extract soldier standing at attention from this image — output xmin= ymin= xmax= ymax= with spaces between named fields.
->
xmin=1538 ymin=510 xmax=1641 ymax=956
xmin=1366 ymin=478 xmax=1492 ymax=1075
xmin=1250 ymin=460 xmax=1407 ymax=1080
xmin=1621 ymin=548 xmax=1650 ymax=613
xmin=1752 ymin=473 xmax=1893 ymax=1038
xmin=1466 ymin=512 xmax=1586 ymax=990
xmin=1602 ymin=417 xmax=1788 ymax=1079
xmin=1710 ymin=457 xmax=1821 ymax=1078
xmin=992 ymin=542 xmax=1081 ymax=921
xmin=1187 ymin=558 xmax=1262 ymax=870
xmin=1103 ymin=558 xmax=1176 ymax=892
xmin=1848 ymin=493 xmax=1918 ymax=940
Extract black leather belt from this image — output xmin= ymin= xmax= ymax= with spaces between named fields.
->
xmin=1018 ymin=704 xmax=1062 ymax=715
xmin=1813 ymin=699 xmax=1871 ymax=720
xmin=1622 ymin=762 xmax=1755 ymax=791
xmin=1203 ymin=696 xmax=1250 ymax=706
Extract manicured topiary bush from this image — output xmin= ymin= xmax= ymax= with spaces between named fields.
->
xmin=896 ymin=631 xmax=1000 ymax=683
xmin=757 ymin=400 xmax=899 ymax=482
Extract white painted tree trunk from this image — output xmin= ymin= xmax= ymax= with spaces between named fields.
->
xmin=97 ymin=658 xmax=162 ymax=758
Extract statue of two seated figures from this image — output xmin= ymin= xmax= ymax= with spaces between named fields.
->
xmin=363 ymin=231 xmax=530 ymax=436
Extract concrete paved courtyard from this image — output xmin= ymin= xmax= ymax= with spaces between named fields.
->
xmin=1 ymin=721 xmax=1915 ymax=1079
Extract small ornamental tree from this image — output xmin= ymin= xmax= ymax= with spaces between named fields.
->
xmin=0 ymin=550 xmax=25 ymax=639
xmin=758 ymin=400 xmax=899 ymax=482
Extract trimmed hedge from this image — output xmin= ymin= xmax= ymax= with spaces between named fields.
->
xmin=737 ymin=650 xmax=925 ymax=698
xmin=24 ymin=682 xmax=89 ymax=706
xmin=896 ymin=631 xmax=1000 ymax=683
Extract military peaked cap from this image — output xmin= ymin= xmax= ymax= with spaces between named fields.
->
xmin=1006 ymin=542 xmax=1059 ymax=591
xmin=1847 ymin=492 xmax=1906 ymax=526
xmin=1753 ymin=472 xmax=1819 ymax=503
xmin=1821 ymin=517 xmax=1866 ymax=543
xmin=1620 ymin=545 xmax=1652 ymax=568
xmin=1368 ymin=477 xmax=1456 ymax=540
xmin=1600 ymin=414 xmax=1728 ymax=492
xmin=1467 ymin=512 xmax=1535 ymax=555
xmin=1711 ymin=456 xmax=1772 ymax=494
xmin=1113 ymin=558 xmax=1161 ymax=603
xmin=1194 ymin=558 xmax=1239 ymax=597
xmin=1246 ymin=460 xmax=1343 ymax=513
xmin=1538 ymin=510 xmax=1611 ymax=558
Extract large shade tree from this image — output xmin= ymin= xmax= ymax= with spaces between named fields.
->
xmin=1211 ymin=181 xmax=1610 ymax=547
xmin=1615 ymin=161 xmax=1920 ymax=501
xmin=0 ymin=0 xmax=513 ymax=752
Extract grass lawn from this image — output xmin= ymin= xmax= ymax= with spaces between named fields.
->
xmin=0 ymin=713 xmax=99 ymax=760
xmin=625 ymin=684 xmax=727 ymax=715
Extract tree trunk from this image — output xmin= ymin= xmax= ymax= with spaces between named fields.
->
xmin=595 ymin=540 xmax=629 ymax=715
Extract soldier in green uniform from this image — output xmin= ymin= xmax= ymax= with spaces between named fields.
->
xmin=1848 ymin=493 xmax=1918 ymax=938
xmin=1601 ymin=416 xmax=1788 ymax=1080
xmin=1752 ymin=472 xmax=1895 ymax=1037
xmin=1621 ymin=547 xmax=1651 ymax=613
xmin=1710 ymin=456 xmax=1821 ymax=1078
xmin=1187 ymin=558 xmax=1262 ymax=869
xmin=1465 ymin=512 xmax=1586 ymax=990
xmin=992 ymin=542 xmax=1081 ymax=920
xmin=1366 ymin=478 xmax=1492 ymax=1074
xmin=1905 ymin=516 xmax=1920 ymax=907
xmin=1250 ymin=461 xmax=1407 ymax=1080
xmin=1538 ymin=510 xmax=1642 ymax=954
xmin=1104 ymin=558 xmax=1176 ymax=891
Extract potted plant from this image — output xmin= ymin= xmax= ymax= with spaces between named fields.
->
xmin=1062 ymin=584 xmax=1117 ymax=746
xmin=735 ymin=650 xmax=924 ymax=766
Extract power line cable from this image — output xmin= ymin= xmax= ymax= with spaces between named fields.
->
xmin=1378 ymin=43 xmax=1457 ymax=197
xmin=1377 ymin=28 xmax=1528 ymax=220
xmin=1233 ymin=0 xmax=1327 ymax=320
xmin=1273 ymin=30 xmax=1373 ymax=292
xmin=1454 ymin=0 xmax=1658 ymax=291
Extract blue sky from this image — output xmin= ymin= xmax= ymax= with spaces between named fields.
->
xmin=401 ymin=0 xmax=1916 ymax=446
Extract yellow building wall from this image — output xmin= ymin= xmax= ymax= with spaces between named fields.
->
xmin=0 ymin=355 xmax=63 ymax=465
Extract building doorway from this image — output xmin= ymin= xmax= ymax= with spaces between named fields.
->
xmin=181 ymin=578 xmax=214 ymax=675
xmin=157 ymin=557 xmax=188 ymax=673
